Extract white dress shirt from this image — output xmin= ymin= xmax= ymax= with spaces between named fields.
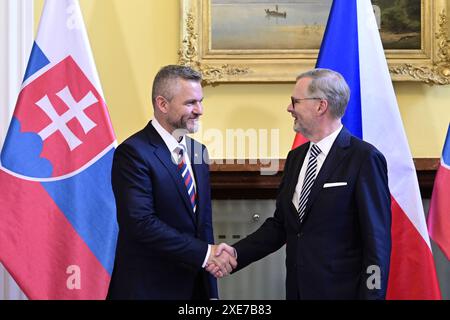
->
xmin=151 ymin=118 xmax=197 ymax=191
xmin=292 ymin=125 xmax=343 ymax=210
xmin=151 ymin=119 xmax=210 ymax=267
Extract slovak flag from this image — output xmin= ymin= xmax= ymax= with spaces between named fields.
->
xmin=310 ymin=0 xmax=441 ymax=299
xmin=0 ymin=0 xmax=118 ymax=299
xmin=427 ymin=124 xmax=450 ymax=260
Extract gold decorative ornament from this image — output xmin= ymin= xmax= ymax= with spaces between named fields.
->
xmin=180 ymin=0 xmax=450 ymax=85
xmin=178 ymin=12 xmax=249 ymax=85
xmin=389 ymin=10 xmax=450 ymax=85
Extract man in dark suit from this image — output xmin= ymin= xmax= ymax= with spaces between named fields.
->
xmin=210 ymin=68 xmax=391 ymax=299
xmin=107 ymin=65 xmax=236 ymax=300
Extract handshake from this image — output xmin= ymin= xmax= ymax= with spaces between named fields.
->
xmin=205 ymin=243 xmax=237 ymax=278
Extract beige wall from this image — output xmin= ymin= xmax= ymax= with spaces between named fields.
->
xmin=34 ymin=0 xmax=450 ymax=158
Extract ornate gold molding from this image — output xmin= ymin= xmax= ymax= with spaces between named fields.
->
xmin=178 ymin=12 xmax=249 ymax=85
xmin=181 ymin=0 xmax=449 ymax=84
xmin=389 ymin=10 xmax=450 ymax=85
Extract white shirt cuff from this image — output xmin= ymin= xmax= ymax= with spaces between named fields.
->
xmin=202 ymin=244 xmax=211 ymax=268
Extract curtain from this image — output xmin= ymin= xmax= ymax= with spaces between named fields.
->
xmin=0 ymin=0 xmax=33 ymax=300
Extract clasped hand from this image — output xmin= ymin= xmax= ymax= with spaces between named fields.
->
xmin=205 ymin=243 xmax=237 ymax=278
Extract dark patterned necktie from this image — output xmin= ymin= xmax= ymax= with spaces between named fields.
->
xmin=177 ymin=147 xmax=197 ymax=212
xmin=298 ymin=144 xmax=321 ymax=222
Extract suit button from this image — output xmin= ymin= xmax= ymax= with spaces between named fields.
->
xmin=297 ymin=232 xmax=303 ymax=238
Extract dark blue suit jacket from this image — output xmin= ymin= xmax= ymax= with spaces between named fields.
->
xmin=233 ymin=128 xmax=391 ymax=299
xmin=107 ymin=121 xmax=217 ymax=299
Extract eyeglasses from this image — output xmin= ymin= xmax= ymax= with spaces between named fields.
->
xmin=291 ymin=96 xmax=322 ymax=106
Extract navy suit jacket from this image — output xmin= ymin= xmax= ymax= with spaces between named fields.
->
xmin=107 ymin=121 xmax=218 ymax=299
xmin=233 ymin=128 xmax=391 ymax=299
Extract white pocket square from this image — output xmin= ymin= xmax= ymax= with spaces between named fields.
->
xmin=323 ymin=182 xmax=347 ymax=188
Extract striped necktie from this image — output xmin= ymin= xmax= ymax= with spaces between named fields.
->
xmin=177 ymin=146 xmax=197 ymax=212
xmin=298 ymin=144 xmax=321 ymax=222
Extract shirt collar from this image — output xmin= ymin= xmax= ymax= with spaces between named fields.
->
xmin=312 ymin=124 xmax=343 ymax=157
xmin=151 ymin=118 xmax=187 ymax=154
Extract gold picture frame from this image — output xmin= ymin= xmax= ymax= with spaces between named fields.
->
xmin=179 ymin=0 xmax=450 ymax=85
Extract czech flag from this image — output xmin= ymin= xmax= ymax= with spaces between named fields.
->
xmin=0 ymin=0 xmax=118 ymax=299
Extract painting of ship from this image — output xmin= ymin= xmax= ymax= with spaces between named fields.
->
xmin=265 ymin=5 xmax=286 ymax=18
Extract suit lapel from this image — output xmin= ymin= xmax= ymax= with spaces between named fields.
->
xmin=187 ymin=137 xmax=203 ymax=226
xmin=281 ymin=144 xmax=309 ymax=221
xmin=286 ymin=144 xmax=309 ymax=202
xmin=304 ymin=128 xmax=352 ymax=216
xmin=146 ymin=123 xmax=196 ymax=224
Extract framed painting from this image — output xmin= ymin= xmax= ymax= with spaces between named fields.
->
xmin=179 ymin=0 xmax=450 ymax=84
